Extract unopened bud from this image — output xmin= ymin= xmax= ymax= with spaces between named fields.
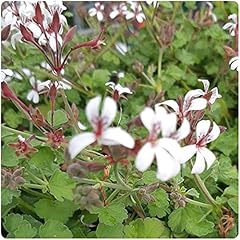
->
xmin=132 ymin=61 xmax=144 ymax=73
xmin=67 ymin=163 xmax=87 ymax=178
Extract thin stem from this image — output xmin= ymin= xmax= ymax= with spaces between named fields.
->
xmin=106 ymin=189 xmax=120 ymax=204
xmin=157 ymin=47 xmax=164 ymax=79
xmin=22 ymin=187 xmax=53 ymax=199
xmin=23 ymin=183 xmax=46 ymax=189
xmin=60 ymin=88 xmax=80 ymax=133
xmin=185 ymin=197 xmax=213 ymax=209
xmin=1 ymin=125 xmax=47 ymax=141
xmin=193 ymin=173 xmax=218 ymax=207
xmin=18 ymin=198 xmax=36 ymax=214
xmin=113 ymin=163 xmax=132 ymax=191
xmin=77 ymin=178 xmax=131 ymax=191
xmin=25 ymin=169 xmax=48 ymax=186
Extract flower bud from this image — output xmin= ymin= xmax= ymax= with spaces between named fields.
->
xmin=67 ymin=162 xmax=87 ymax=178
xmin=1 ymin=24 xmax=11 ymax=41
xmin=132 ymin=61 xmax=144 ymax=73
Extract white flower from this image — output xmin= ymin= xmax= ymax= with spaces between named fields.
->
xmin=1 ymin=5 xmax=18 ymax=28
xmin=18 ymin=135 xmax=26 ymax=142
xmin=157 ymin=90 xmax=207 ymax=120
xmin=39 ymin=80 xmax=72 ymax=91
xmin=135 ymin=107 xmax=190 ymax=181
xmin=181 ymin=120 xmax=220 ymax=174
xmin=115 ymin=42 xmax=129 ymax=55
xmin=88 ymin=2 xmax=105 ymax=22
xmin=1 ymin=69 xmax=14 ymax=82
xmin=105 ymin=82 xmax=133 ymax=96
xmin=124 ymin=2 xmax=146 ymax=23
xmin=27 ymin=77 xmax=45 ymax=104
xmin=197 ymin=79 xmax=222 ymax=104
xmin=77 ymin=121 xmax=87 ymax=131
xmin=229 ymin=56 xmax=240 ymax=72
xmin=109 ymin=3 xmax=128 ymax=19
xmin=68 ymin=96 xmax=135 ymax=159
xmin=146 ymin=0 xmax=159 ymax=8
xmin=206 ymin=2 xmax=217 ymax=22
xmin=223 ymin=14 xmax=238 ymax=36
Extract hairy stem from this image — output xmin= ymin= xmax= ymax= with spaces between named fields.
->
xmin=185 ymin=197 xmax=213 ymax=209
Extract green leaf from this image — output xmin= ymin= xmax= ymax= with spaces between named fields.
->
xmin=158 ymin=2 xmax=172 ymax=8
xmin=186 ymin=188 xmax=200 ymax=198
xmin=47 ymin=109 xmax=68 ymax=127
xmin=90 ymin=203 xmax=128 ymax=226
xmin=175 ymin=49 xmax=197 ymax=65
xmin=124 ymin=217 xmax=166 ymax=238
xmin=1 ymin=145 xmax=19 ymax=167
xmin=148 ymin=189 xmax=170 ymax=218
xmin=39 ymin=220 xmax=73 ymax=238
xmin=142 ymin=171 xmax=158 ymax=184
xmin=211 ymin=128 xmax=237 ymax=156
xmin=168 ymin=207 xmax=187 ymax=233
xmin=34 ymin=199 xmax=78 ymax=223
xmin=48 ymin=170 xmax=76 ymax=202
xmin=14 ymin=221 xmax=37 ymax=238
xmin=228 ymin=198 xmax=238 ymax=213
xmin=65 ymin=89 xmax=81 ymax=104
xmin=3 ymin=213 xmax=37 ymax=238
xmin=1 ymin=188 xmax=21 ymax=206
xmin=165 ymin=65 xmax=185 ymax=80
xmin=168 ymin=205 xmax=215 ymax=236
xmin=4 ymin=109 xmax=23 ymax=128
xmin=102 ymin=51 xmax=120 ymax=65
xmin=216 ymin=155 xmax=238 ymax=184
xmin=96 ymin=223 xmax=124 ymax=238
xmin=31 ymin=147 xmax=57 ymax=176
xmin=185 ymin=219 xmax=215 ymax=237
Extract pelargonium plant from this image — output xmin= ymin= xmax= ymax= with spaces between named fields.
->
xmin=1 ymin=1 xmax=238 ymax=238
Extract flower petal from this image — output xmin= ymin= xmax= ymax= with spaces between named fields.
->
xmin=180 ymin=145 xmax=197 ymax=163
xmin=110 ymin=9 xmax=119 ymax=19
xmin=88 ymin=8 xmax=97 ymax=16
xmin=77 ymin=121 xmax=87 ymax=131
xmin=191 ymin=150 xmax=206 ymax=174
xmin=68 ymin=132 xmax=96 ymax=159
xmin=27 ymin=22 xmax=42 ymax=38
xmin=205 ymin=122 xmax=220 ymax=143
xmin=140 ymin=107 xmax=157 ymax=132
xmin=172 ymin=117 xmax=190 ymax=140
xmin=32 ymin=91 xmax=39 ymax=104
xmin=184 ymin=89 xmax=205 ymax=103
xmin=196 ymin=120 xmax=211 ymax=141
xmin=187 ymin=98 xmax=207 ymax=112
xmin=115 ymin=84 xmax=132 ymax=95
xmin=97 ymin=11 xmax=104 ymax=21
xmin=101 ymin=127 xmax=134 ymax=149
xmin=158 ymin=138 xmax=183 ymax=163
xmin=161 ymin=112 xmax=177 ymax=137
xmin=156 ymin=100 xmax=179 ymax=113
xmin=198 ymin=79 xmax=209 ymax=92
xmin=101 ymin=96 xmax=117 ymax=128
xmin=135 ymin=142 xmax=155 ymax=172
xmin=209 ymin=87 xmax=222 ymax=104
xmin=199 ymin=147 xmax=216 ymax=170
xmin=27 ymin=90 xmax=35 ymax=101
xmin=155 ymin=147 xmax=180 ymax=181
xmin=125 ymin=11 xmax=135 ymax=20
xmin=86 ymin=96 xmax=101 ymax=128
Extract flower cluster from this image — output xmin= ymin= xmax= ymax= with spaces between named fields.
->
xmin=88 ymin=1 xmax=146 ymax=24
xmin=68 ymin=79 xmax=222 ymax=181
xmin=223 ymin=13 xmax=239 ymax=72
